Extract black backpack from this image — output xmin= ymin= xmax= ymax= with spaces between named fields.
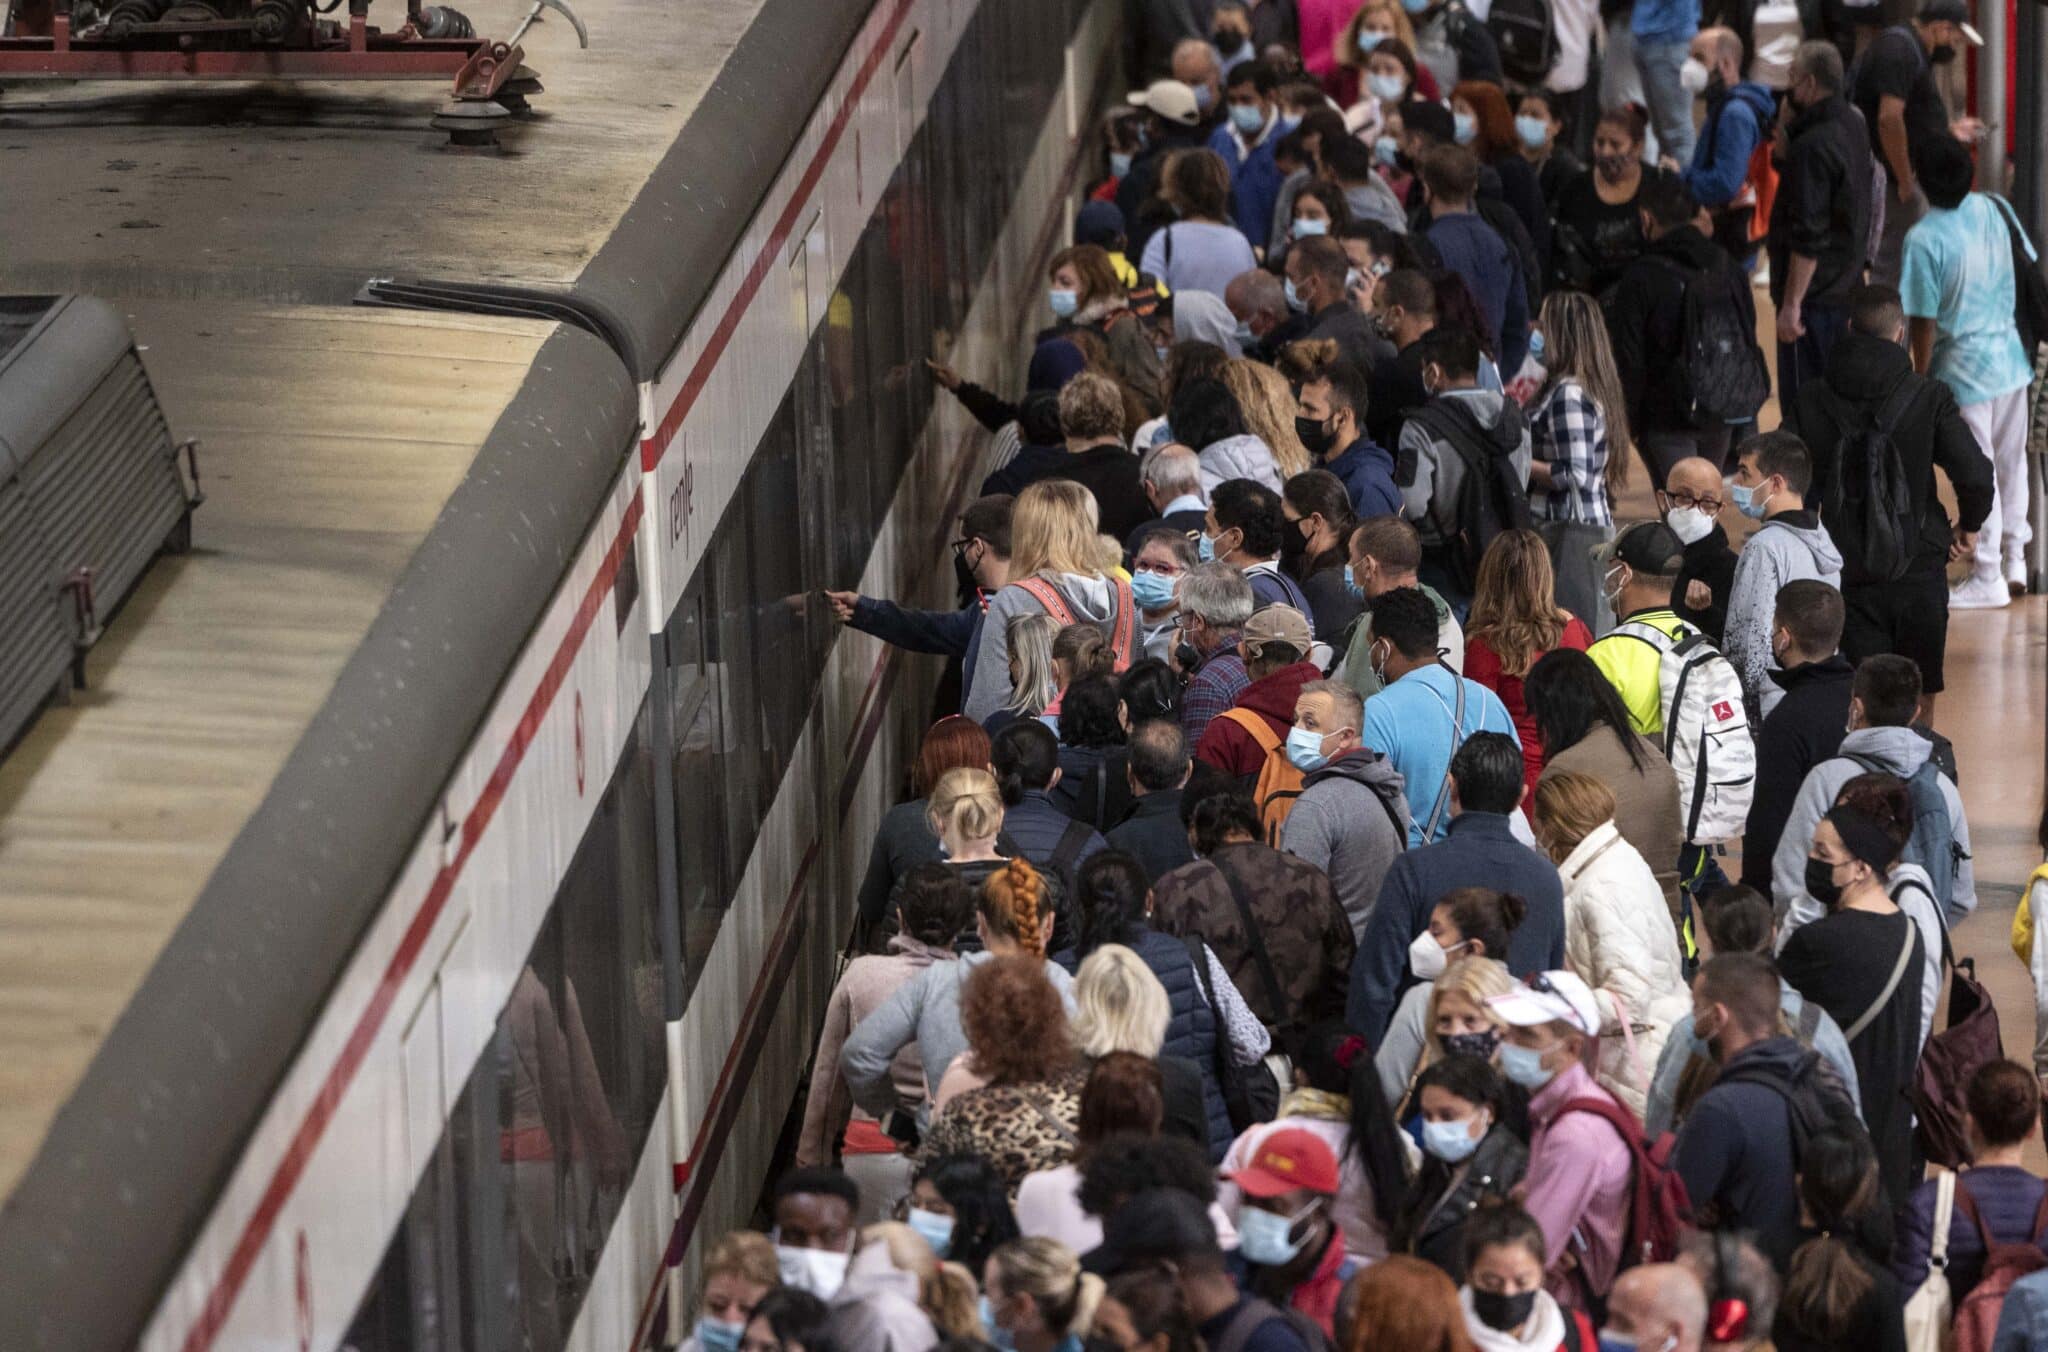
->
xmin=1712 ymin=1047 xmax=1865 ymax=1166
xmin=1820 ymin=379 xmax=1923 ymax=585
xmin=1407 ymin=399 xmax=1532 ymax=594
xmin=1651 ymin=254 xmax=1770 ymax=424
xmin=1488 ymin=0 xmax=1556 ymax=85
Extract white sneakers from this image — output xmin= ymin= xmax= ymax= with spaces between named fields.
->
xmin=2006 ymin=552 xmax=2029 ymax=598
xmin=1951 ymin=569 xmax=2012 ymax=610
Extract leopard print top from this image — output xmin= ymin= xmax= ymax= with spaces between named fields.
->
xmin=915 ymin=1063 xmax=1088 ymax=1196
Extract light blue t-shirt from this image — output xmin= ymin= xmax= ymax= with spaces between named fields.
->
xmin=1138 ymin=220 xmax=1260 ymax=300
xmin=1900 ymin=192 xmax=2037 ymax=407
xmin=1362 ymin=664 xmax=1519 ymax=847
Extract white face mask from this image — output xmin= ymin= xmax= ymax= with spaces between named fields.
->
xmin=1665 ymin=504 xmax=1715 ymax=545
xmin=776 ymin=1244 xmax=851 ymax=1298
xmin=1409 ymin=930 xmax=1470 ymax=980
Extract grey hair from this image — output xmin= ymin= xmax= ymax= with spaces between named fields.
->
xmin=1003 ymin=612 xmax=1062 ymax=715
xmin=1141 ymin=442 xmax=1204 ymax=499
xmin=1176 ymin=561 xmax=1255 ymax=629
xmin=1300 ymin=677 xmax=1363 ymax=729
xmin=1791 ymin=39 xmax=1842 ymax=91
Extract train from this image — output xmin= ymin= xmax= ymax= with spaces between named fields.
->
xmin=0 ymin=0 xmax=1118 ymax=1344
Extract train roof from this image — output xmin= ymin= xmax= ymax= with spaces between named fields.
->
xmin=0 ymin=0 xmax=874 ymax=377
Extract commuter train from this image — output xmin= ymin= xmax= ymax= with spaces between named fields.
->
xmin=0 ymin=0 xmax=1118 ymax=1344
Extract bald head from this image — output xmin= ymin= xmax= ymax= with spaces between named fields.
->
xmin=1609 ymin=1264 xmax=1707 ymax=1352
xmin=1172 ymin=39 xmax=1220 ymax=105
xmin=1690 ymin=26 xmax=1743 ymax=83
xmin=1666 ymin=456 xmax=1723 ymax=502
xmin=1226 ymin=269 xmax=1287 ymax=337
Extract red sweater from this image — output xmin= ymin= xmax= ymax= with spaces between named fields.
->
xmin=1462 ymin=618 xmax=1593 ymax=799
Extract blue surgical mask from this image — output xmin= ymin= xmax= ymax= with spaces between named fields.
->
xmin=1238 ymin=1203 xmax=1312 ymax=1267
xmin=1048 ymin=287 xmax=1079 ymax=318
xmin=1401 ymin=0 xmax=1430 ymax=14
xmin=1357 ymin=28 xmax=1386 ymax=52
xmin=907 ymin=1206 xmax=955 ymax=1257
xmin=695 ymin=1316 xmax=745 ymax=1352
xmin=1131 ymin=568 xmax=1177 ymax=611
xmin=1453 ymin=111 xmax=1478 ymax=144
xmin=1110 ymin=150 xmax=1133 ymax=178
xmin=1285 ymin=724 xmax=1332 ymax=773
xmin=1515 ymin=113 xmax=1550 ymax=149
xmin=1727 ymin=476 xmax=1768 ymax=519
xmin=981 ymin=1294 xmax=1019 ymax=1352
xmin=1277 ymin=113 xmax=1302 ymax=135
xmin=1231 ymin=102 xmax=1266 ymax=136
xmin=1423 ymin=1115 xmax=1485 ymax=1163
xmin=1499 ymin=1042 xmax=1557 ymax=1089
xmin=1197 ymin=531 xmax=1218 ymax=562
xmin=1283 ymin=276 xmax=1306 ymax=313
xmin=1374 ymin=133 xmax=1401 ymax=166
xmin=1528 ymin=328 xmax=1546 ymax=361
xmin=1292 ymin=215 xmax=1329 ymax=238
xmin=1233 ymin=318 xmax=1257 ymax=347
xmin=1193 ymin=83 xmax=1214 ymax=111
xmin=1343 ymin=563 xmax=1365 ymax=599
xmin=1368 ymin=73 xmax=1407 ymax=102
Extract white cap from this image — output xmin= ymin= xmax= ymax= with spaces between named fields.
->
xmin=1126 ymin=79 xmax=1202 ymax=127
xmin=1489 ymin=970 xmax=1601 ymax=1036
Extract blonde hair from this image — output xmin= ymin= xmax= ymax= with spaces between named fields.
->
xmin=990 ymin=1238 xmax=1107 ymax=1340
xmin=1424 ymin=956 xmax=1515 ymax=1059
xmin=1537 ymin=290 xmax=1632 ymax=494
xmin=1010 ymin=479 xmax=1105 ymax=579
xmin=1222 ymin=358 xmax=1311 ymax=477
xmin=1004 ymin=612 xmax=1062 ymax=715
xmin=1338 ymin=0 xmax=1417 ymax=69
xmin=929 ymin=767 xmax=1003 ymax=844
xmin=863 ymin=1223 xmax=981 ymax=1338
xmin=1466 ymin=529 xmax=1572 ymax=676
xmin=1532 ymin=770 xmax=1617 ymax=863
xmin=702 ymin=1229 xmax=779 ymax=1290
xmin=1052 ymin=622 xmax=1115 ymax=687
xmin=1071 ymin=945 xmax=1171 ymax=1058
xmin=1060 ymin=370 xmax=1127 ymax=443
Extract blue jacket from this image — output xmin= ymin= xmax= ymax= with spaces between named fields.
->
xmin=1105 ymin=790 xmax=1194 ymax=883
xmin=851 ymin=594 xmax=986 ymax=700
xmin=1683 ymin=82 xmax=1775 ymax=209
xmin=1209 ymin=122 xmax=1284 ymax=253
xmin=1995 ymin=1268 xmax=2048 ymax=1352
xmin=1897 ymin=1164 xmax=2048 ymax=1302
xmin=1324 ymin=437 xmax=1401 ymax=519
xmin=1345 ymin=811 xmax=1564 ymax=1040
xmin=1424 ymin=211 xmax=1529 ymax=376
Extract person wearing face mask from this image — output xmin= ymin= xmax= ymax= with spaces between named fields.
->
xmin=907 ymin=1153 xmax=1022 ymax=1276
xmin=1278 ymin=678 xmax=1409 ymax=939
xmin=1850 ymin=0 xmax=1986 ymax=286
xmin=1371 ymin=895 xmax=1525 ymax=1107
xmin=1349 ymin=733 xmax=1565 ymax=1042
xmin=1126 ymin=526 xmax=1201 ymax=664
xmin=1583 ymin=521 xmax=1697 ymax=737
xmin=682 ymin=1232 xmax=780 ymax=1352
xmin=1195 ymin=602 xmax=1320 ymax=777
xmin=1359 ymin=266 xmax=1439 ymax=450
xmin=1405 ymin=1058 xmax=1529 ymax=1282
xmin=1220 ymin=1024 xmax=1419 ymax=1268
xmin=770 ymin=1168 xmax=864 ymax=1300
xmin=1655 ymin=458 xmax=1736 ymax=645
xmin=1721 ymin=432 xmax=1842 ymax=721
xmin=1737 ymin=583 xmax=1852 ymax=895
xmin=1202 ymin=481 xmax=1311 ymax=615
xmin=1670 ymin=954 xmax=1863 ymax=1271
xmin=1225 ymin=1128 xmax=1356 ymax=1334
xmin=1333 ymin=512 xmax=1468 ymax=701
xmin=982 ymin=1236 xmax=1107 ymax=1352
xmin=1118 ymin=81 xmax=1211 ymax=259
xmin=1454 ymin=1203 xmax=1594 ymax=1352
xmin=1295 ymin=362 xmax=1398 ymax=523
xmin=1512 ymin=92 xmax=1583 ymax=206
xmin=1486 ymin=969 xmax=1635 ymax=1314
xmin=1602 ymin=1264 xmax=1709 ymax=1352
xmin=1207 ymin=60 xmax=1287 ymax=252
xmin=1171 ymin=561 xmax=1256 ymax=744
xmin=1548 ymin=105 xmax=1671 ymax=297
xmin=1278 ymin=470 xmax=1366 ymax=642
xmin=1776 ymin=792 xmax=1928 ymax=1208
xmin=1284 ymin=236 xmax=1383 ymax=370
xmin=1676 ymin=28 xmax=1771 ymax=260
xmin=1223 ymin=267 xmax=1297 ymax=363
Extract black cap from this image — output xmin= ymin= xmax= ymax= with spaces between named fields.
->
xmin=1918 ymin=0 xmax=1983 ymax=39
xmin=1081 ymin=1189 xmax=1220 ymax=1275
xmin=1597 ymin=520 xmax=1686 ymax=576
xmin=1400 ymin=99 xmax=1455 ymax=146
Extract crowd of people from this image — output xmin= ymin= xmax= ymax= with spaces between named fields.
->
xmin=719 ymin=0 xmax=2048 ymax=1348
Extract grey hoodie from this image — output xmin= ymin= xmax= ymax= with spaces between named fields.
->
xmin=1280 ymin=748 xmax=1411 ymax=942
xmin=963 ymin=571 xmax=1126 ymax=723
xmin=1772 ymin=724 xmax=1975 ymax=941
xmin=1726 ymin=512 xmax=1843 ymax=721
xmin=1173 ymin=290 xmax=1243 ymax=359
xmin=1196 ymin=432 xmax=1283 ymax=496
xmin=1394 ymin=389 xmax=1532 ymax=551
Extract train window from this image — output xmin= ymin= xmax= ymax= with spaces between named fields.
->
xmin=860 ymin=210 xmax=910 ymax=538
xmin=710 ymin=504 xmax=762 ymax=871
xmin=665 ymin=576 xmax=727 ymax=1001
xmin=825 ymin=287 xmax=873 ymax=587
xmin=745 ymin=398 xmax=814 ymax=771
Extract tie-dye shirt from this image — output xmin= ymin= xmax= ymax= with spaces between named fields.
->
xmin=1901 ymin=192 xmax=2037 ymax=407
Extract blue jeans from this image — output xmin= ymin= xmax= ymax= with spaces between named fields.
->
xmin=1635 ymin=37 xmax=1697 ymax=166
xmin=1776 ymin=298 xmax=1849 ymax=421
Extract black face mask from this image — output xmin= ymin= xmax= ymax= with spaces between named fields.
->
xmin=953 ymin=547 xmax=979 ymax=601
xmin=1213 ymin=26 xmax=1246 ymax=55
xmin=1471 ymin=1287 xmax=1539 ymax=1332
xmin=1930 ymin=41 xmax=1958 ymax=62
xmin=1805 ymin=856 xmax=1846 ymax=909
xmin=1280 ymin=520 xmax=1310 ymax=574
xmin=1295 ymin=412 xmax=1336 ymax=458
xmin=1175 ymin=638 xmax=1204 ymax=672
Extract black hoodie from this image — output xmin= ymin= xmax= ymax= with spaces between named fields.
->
xmin=1741 ymin=654 xmax=1853 ymax=890
xmin=1787 ymin=330 xmax=1994 ymax=582
xmin=1608 ymin=225 xmax=1754 ymax=439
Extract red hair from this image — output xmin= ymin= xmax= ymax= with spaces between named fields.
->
xmin=1341 ymin=1257 xmax=1476 ymax=1352
xmin=917 ymin=716 xmax=993 ymax=797
xmin=1452 ymin=80 xmax=1517 ymax=162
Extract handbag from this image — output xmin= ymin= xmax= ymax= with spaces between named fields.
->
xmin=1902 ymin=1169 xmax=1955 ymax=1352
xmin=1186 ymin=935 xmax=1280 ymax=1132
xmin=1991 ymin=195 xmax=2048 ymax=361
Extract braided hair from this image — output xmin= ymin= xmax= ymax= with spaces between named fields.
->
xmin=981 ymin=856 xmax=1048 ymax=959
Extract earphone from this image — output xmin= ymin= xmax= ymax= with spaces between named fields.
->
xmin=1705 ymin=1232 xmax=1751 ymax=1343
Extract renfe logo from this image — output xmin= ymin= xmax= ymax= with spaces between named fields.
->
xmin=1712 ymin=700 xmax=1734 ymax=723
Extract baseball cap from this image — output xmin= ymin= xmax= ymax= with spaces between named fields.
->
xmin=1127 ymin=79 xmax=1202 ymax=127
xmin=1595 ymin=520 xmax=1685 ymax=577
xmin=1241 ymin=604 xmax=1312 ymax=657
xmin=1075 ymin=200 xmax=1126 ymax=249
xmin=1225 ymin=1127 xmax=1341 ymax=1198
xmin=1489 ymin=970 xmax=1602 ymax=1036
xmin=1400 ymin=99 xmax=1455 ymax=146
xmin=1082 ymin=1188 xmax=1221 ymax=1275
xmin=1918 ymin=0 xmax=1984 ymax=43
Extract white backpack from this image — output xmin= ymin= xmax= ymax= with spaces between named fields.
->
xmin=1612 ymin=618 xmax=1756 ymax=845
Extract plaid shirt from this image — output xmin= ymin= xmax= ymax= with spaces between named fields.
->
xmin=1180 ymin=645 xmax=1248 ymax=744
xmin=1530 ymin=379 xmax=1613 ymax=527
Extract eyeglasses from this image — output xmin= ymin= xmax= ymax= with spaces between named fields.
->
xmin=949 ymin=537 xmax=976 ymax=555
xmin=1660 ymin=488 xmax=1723 ymax=515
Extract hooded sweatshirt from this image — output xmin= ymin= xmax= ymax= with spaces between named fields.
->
xmin=1683 ymin=80 xmax=1776 ymax=209
xmin=1197 ymin=431 xmax=1285 ymax=495
xmin=1195 ymin=659 xmax=1322 ymax=777
xmin=1772 ymin=723 xmax=1977 ymax=938
xmin=1724 ymin=510 xmax=1843 ymax=720
xmin=1281 ymin=748 xmax=1412 ymax=941
xmin=1394 ymin=389 xmax=1534 ymax=554
xmin=964 ymin=571 xmax=1128 ymax=722
xmin=1172 ymin=289 xmax=1245 ymax=358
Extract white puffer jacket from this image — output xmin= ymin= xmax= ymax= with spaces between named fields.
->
xmin=1559 ymin=821 xmax=1692 ymax=1120
xmin=1196 ymin=433 xmax=1283 ymax=496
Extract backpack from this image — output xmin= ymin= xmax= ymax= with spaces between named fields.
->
xmin=1488 ymin=0 xmax=1556 ymax=102
xmin=1646 ymin=253 xmax=1770 ymax=425
xmin=1951 ymin=1185 xmax=2048 ymax=1352
xmin=1703 ymin=100 xmax=1778 ymax=255
xmin=1559 ymin=1095 xmax=1693 ymax=1268
xmin=1989 ymin=193 xmax=2048 ymax=361
xmin=1912 ymin=955 xmax=2005 ymax=1169
xmin=1611 ymin=619 xmax=1756 ymax=844
xmin=1187 ymin=935 xmax=1282 ymax=1132
xmin=1405 ymin=399 xmax=1532 ymax=596
xmin=1012 ymin=574 xmax=1137 ymax=672
xmin=1844 ymin=753 xmax=1962 ymax=905
xmin=1711 ymin=1047 xmax=1864 ymax=1165
xmin=1218 ymin=707 xmax=1304 ymax=843
xmin=1209 ymin=1295 xmax=1332 ymax=1352
xmin=1820 ymin=379 xmax=1924 ymax=585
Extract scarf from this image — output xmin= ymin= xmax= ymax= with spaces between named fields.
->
xmin=1459 ymin=1285 xmax=1566 ymax=1352
xmin=1278 ymin=1087 xmax=1351 ymax=1121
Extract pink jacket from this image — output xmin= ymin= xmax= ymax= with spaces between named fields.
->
xmin=798 ymin=937 xmax=952 ymax=1166
xmin=1518 ymin=1061 xmax=1634 ymax=1310
xmin=1300 ymin=0 xmax=1368 ymax=86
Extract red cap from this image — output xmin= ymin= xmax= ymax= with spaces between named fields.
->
xmin=1227 ymin=1127 xmax=1340 ymax=1198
